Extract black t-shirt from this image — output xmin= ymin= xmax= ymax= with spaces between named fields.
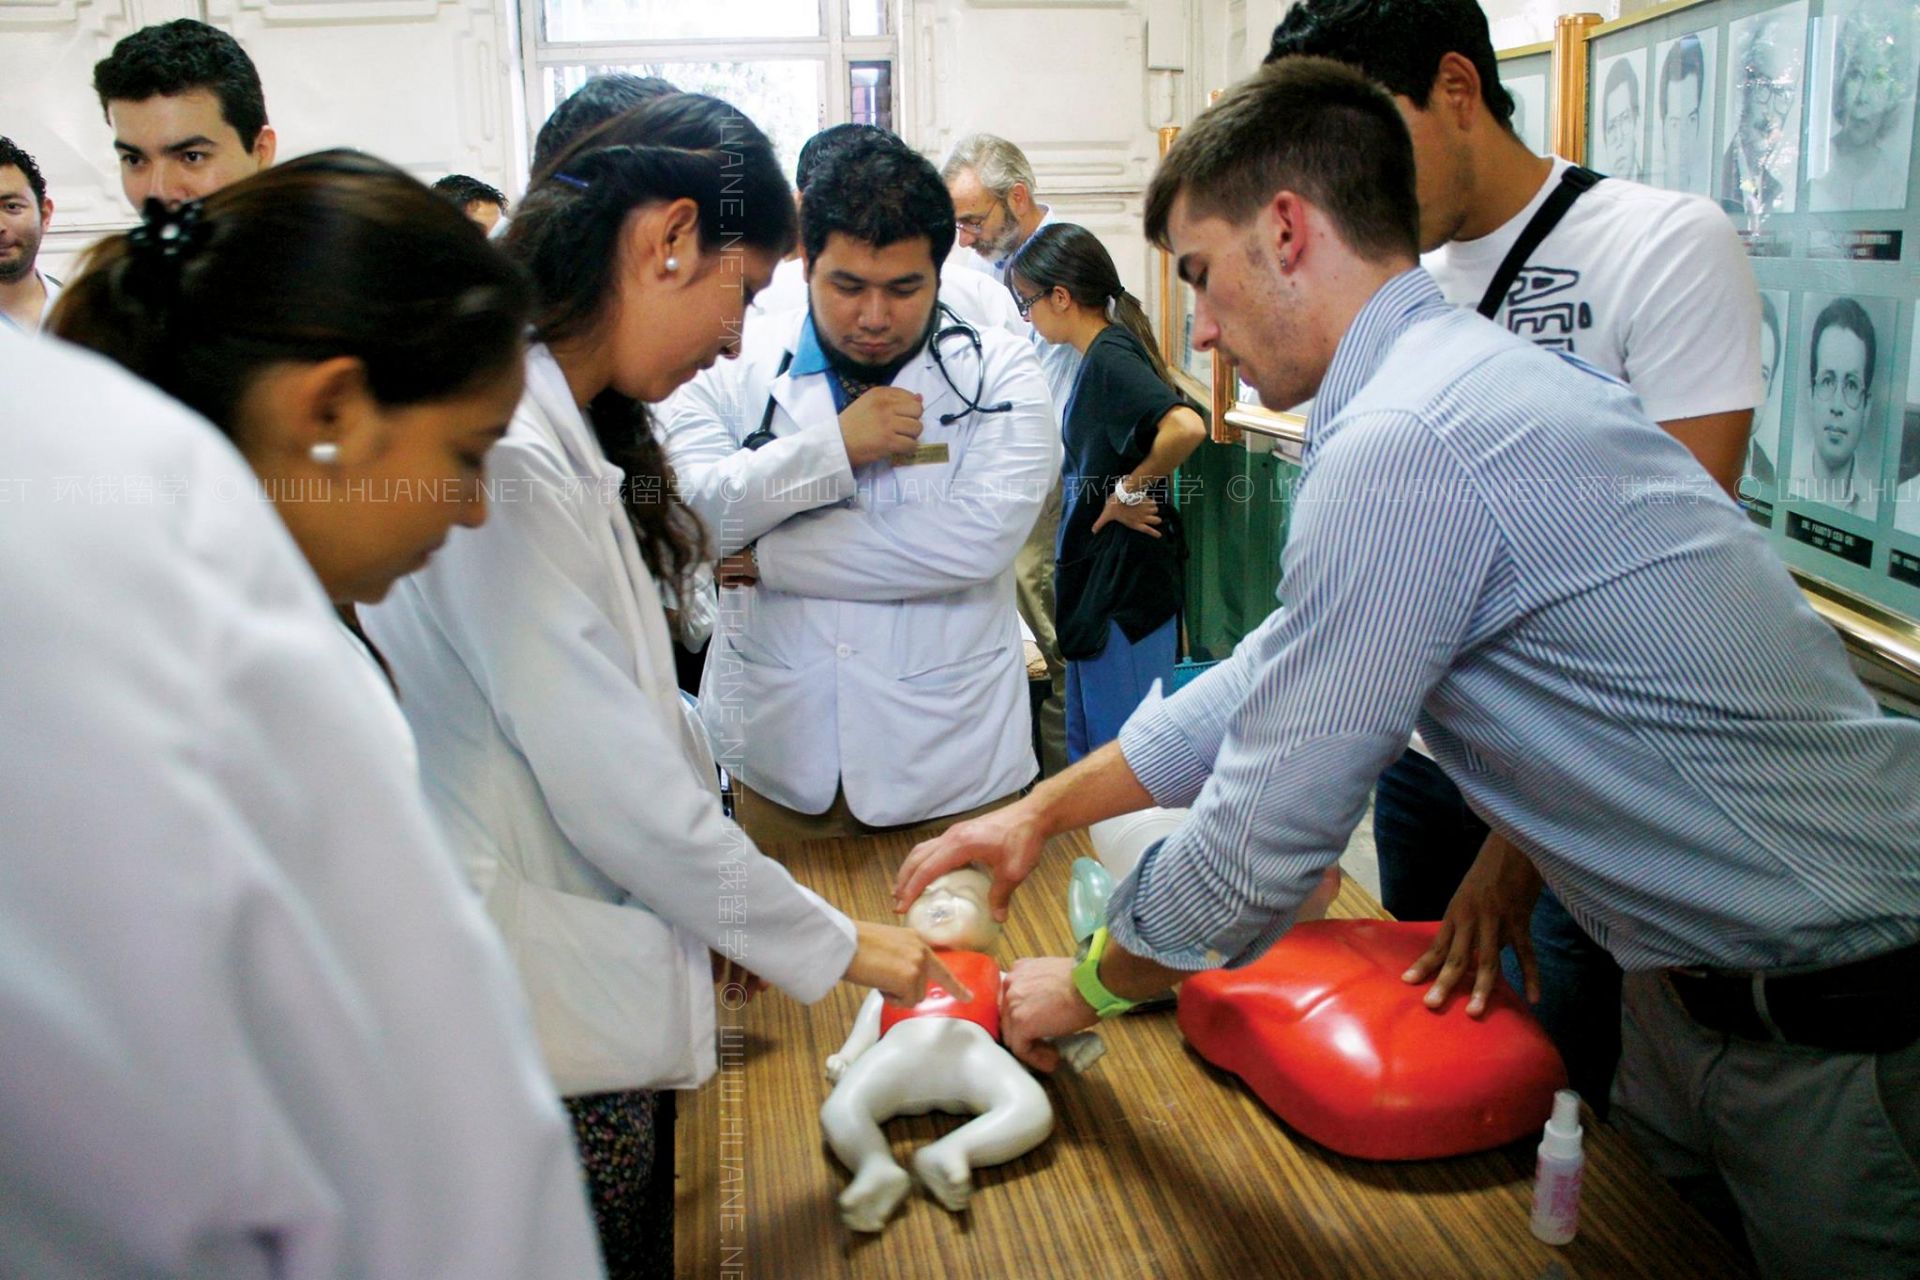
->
xmin=1054 ymin=325 xmax=1193 ymax=661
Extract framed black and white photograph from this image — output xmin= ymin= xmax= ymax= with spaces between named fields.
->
xmin=1806 ymin=0 xmax=1920 ymax=212
xmin=1507 ymin=73 xmax=1551 ymax=156
xmin=1788 ymin=292 xmax=1896 ymax=520
xmin=1722 ymin=1 xmax=1811 ymax=218
xmin=1897 ymin=324 xmax=1920 ymax=534
xmin=1745 ymin=289 xmax=1793 ymax=488
xmin=1593 ymin=48 xmax=1654 ymax=181
xmin=1655 ymin=29 xmax=1719 ymax=195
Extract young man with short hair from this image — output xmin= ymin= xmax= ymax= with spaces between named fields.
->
xmin=432 ymin=174 xmax=508 ymax=235
xmin=897 ymin=60 xmax=1920 ymax=1279
xmin=0 ymin=137 xmax=58 ymax=334
xmin=751 ymin=126 xmax=1024 ymax=335
xmin=1265 ymin=0 xmax=1767 ymax=1112
xmin=661 ymin=138 xmax=1060 ymax=839
xmin=92 ymin=19 xmax=276 ymax=210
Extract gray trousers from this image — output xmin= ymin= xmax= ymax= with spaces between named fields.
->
xmin=1612 ymin=970 xmax=1920 ymax=1279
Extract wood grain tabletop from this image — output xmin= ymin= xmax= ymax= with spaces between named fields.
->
xmin=675 ymin=823 xmax=1749 ymax=1280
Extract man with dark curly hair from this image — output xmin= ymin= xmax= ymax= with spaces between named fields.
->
xmin=92 ymin=18 xmax=276 ymax=210
xmin=432 ymin=173 xmax=510 ymax=235
xmin=0 ymin=137 xmax=58 ymax=334
xmin=663 ymin=138 xmax=1062 ymax=841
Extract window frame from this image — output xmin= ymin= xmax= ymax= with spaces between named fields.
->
xmin=517 ymin=0 xmax=899 ymax=163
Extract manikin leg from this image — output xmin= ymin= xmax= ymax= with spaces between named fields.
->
xmin=910 ymin=1056 xmax=1052 ymax=1211
xmin=819 ymin=1068 xmax=914 ymax=1232
xmin=820 ymin=1022 xmax=1054 ymax=1230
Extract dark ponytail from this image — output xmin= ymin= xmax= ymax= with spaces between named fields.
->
xmin=50 ymin=150 xmax=530 ymax=439
xmin=504 ymin=92 xmax=796 ymax=613
xmin=1007 ymin=222 xmax=1177 ymax=389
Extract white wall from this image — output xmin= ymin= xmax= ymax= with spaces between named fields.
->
xmin=905 ymin=0 xmax=1201 ymax=303
xmin=4 ymin=0 xmax=1202 ymax=309
xmin=1 ymin=0 xmax=1667 ymax=287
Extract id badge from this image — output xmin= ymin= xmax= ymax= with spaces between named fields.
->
xmin=897 ymin=441 xmax=951 ymax=467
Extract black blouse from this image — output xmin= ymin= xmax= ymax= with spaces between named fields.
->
xmin=1053 ymin=325 xmax=1194 ymax=661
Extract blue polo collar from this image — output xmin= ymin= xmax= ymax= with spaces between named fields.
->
xmin=790 ymin=313 xmax=832 ymax=377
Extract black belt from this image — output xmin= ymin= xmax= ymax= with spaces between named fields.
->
xmin=1665 ymin=939 xmax=1920 ymax=1054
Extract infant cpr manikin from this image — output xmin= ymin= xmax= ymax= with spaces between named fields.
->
xmin=819 ymin=869 xmax=1053 ymax=1232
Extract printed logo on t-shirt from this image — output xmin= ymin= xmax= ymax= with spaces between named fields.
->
xmin=1502 ymin=266 xmax=1595 ymax=354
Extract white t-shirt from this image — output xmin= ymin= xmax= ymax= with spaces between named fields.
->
xmin=1409 ymin=159 xmax=1764 ymax=764
xmin=0 ymin=270 xmax=60 ymax=335
xmin=1424 ymin=157 xmax=1764 ymax=424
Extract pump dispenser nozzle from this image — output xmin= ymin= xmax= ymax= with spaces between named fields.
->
xmin=1530 ymin=1090 xmax=1585 ymax=1245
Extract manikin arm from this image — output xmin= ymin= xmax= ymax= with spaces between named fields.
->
xmin=826 ymin=990 xmax=887 ymax=1083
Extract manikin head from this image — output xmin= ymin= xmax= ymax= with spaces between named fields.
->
xmin=905 ymin=869 xmax=1001 ymax=951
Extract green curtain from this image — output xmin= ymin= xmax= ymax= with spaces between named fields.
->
xmin=1178 ymin=439 xmax=1302 ymax=661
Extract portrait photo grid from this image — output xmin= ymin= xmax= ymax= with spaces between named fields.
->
xmin=1578 ymin=0 xmax=1920 ymax=611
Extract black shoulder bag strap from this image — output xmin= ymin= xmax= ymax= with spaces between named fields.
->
xmin=1474 ymin=165 xmax=1603 ymax=320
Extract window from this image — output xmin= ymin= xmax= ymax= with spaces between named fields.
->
xmin=522 ymin=0 xmax=899 ymax=178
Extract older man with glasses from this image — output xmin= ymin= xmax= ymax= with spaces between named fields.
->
xmin=942 ymin=132 xmax=1084 ymax=777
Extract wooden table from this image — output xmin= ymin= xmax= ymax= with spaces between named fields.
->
xmin=676 ymin=826 xmax=1749 ymax=1279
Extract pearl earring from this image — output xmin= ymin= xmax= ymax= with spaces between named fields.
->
xmin=310 ymin=442 xmax=340 ymax=465
xmin=665 ymin=255 xmax=680 ymax=272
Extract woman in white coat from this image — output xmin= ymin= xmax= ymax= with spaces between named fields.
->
xmin=362 ymin=94 xmax=961 ymax=1276
xmin=30 ymin=159 xmax=602 ymax=1275
xmin=51 ymin=152 xmax=530 ymax=721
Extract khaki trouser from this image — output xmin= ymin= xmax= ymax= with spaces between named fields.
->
xmin=1015 ymin=475 xmax=1067 ymax=778
xmin=1611 ymin=969 xmax=1920 ymax=1278
xmin=733 ymin=783 xmax=1018 ymax=849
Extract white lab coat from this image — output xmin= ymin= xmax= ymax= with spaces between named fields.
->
xmin=660 ymin=308 xmax=1062 ymax=825
xmin=0 ymin=330 xmax=600 ymax=1279
xmin=364 ymin=344 xmax=856 ymax=1096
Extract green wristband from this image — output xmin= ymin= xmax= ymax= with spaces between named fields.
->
xmin=1071 ymin=925 xmax=1139 ymax=1019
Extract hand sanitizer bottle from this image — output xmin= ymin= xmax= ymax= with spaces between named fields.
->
xmin=1530 ymin=1089 xmax=1585 ymax=1245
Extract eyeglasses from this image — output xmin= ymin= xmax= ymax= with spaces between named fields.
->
xmin=1813 ymin=369 xmax=1867 ymax=409
xmin=1741 ymin=77 xmax=1795 ymax=117
xmin=1012 ymin=285 xmax=1046 ymax=319
xmin=954 ymin=199 xmax=1006 ymax=235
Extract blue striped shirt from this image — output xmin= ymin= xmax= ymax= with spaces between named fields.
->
xmin=1109 ymin=268 xmax=1920 ymax=974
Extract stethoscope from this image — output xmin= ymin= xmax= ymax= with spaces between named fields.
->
xmin=744 ymin=304 xmax=1013 ymax=450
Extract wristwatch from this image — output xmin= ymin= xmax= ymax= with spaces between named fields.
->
xmin=1071 ymin=926 xmax=1139 ymax=1019
xmin=1112 ymin=476 xmax=1149 ymax=507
